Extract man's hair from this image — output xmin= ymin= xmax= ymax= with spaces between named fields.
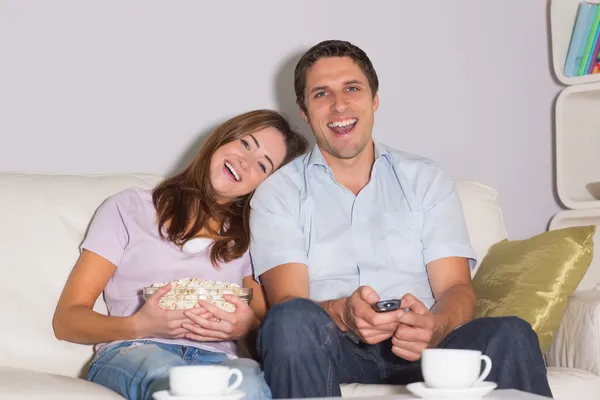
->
xmin=294 ymin=40 xmax=379 ymax=113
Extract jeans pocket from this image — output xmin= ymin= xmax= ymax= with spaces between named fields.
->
xmin=91 ymin=341 xmax=146 ymax=365
xmin=90 ymin=343 xmax=121 ymax=365
xmin=337 ymin=329 xmax=361 ymax=345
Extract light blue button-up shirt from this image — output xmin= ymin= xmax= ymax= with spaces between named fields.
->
xmin=249 ymin=142 xmax=476 ymax=309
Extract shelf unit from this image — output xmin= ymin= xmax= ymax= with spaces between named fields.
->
xmin=550 ymin=0 xmax=600 ymax=288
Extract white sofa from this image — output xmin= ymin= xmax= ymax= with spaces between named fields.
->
xmin=0 ymin=172 xmax=599 ymax=399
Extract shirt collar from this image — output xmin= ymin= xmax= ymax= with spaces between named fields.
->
xmin=307 ymin=144 xmax=328 ymax=168
xmin=307 ymin=140 xmax=393 ymax=169
xmin=374 ymin=141 xmax=393 ymax=165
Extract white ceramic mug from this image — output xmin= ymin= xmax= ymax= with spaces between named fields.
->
xmin=421 ymin=349 xmax=492 ymax=389
xmin=169 ymin=365 xmax=243 ymax=396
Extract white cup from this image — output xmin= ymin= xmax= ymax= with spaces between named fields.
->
xmin=169 ymin=365 xmax=243 ymax=396
xmin=421 ymin=349 xmax=492 ymax=389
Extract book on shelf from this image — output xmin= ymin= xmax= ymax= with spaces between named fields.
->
xmin=564 ymin=2 xmax=600 ymax=77
xmin=592 ymin=53 xmax=600 ymax=73
xmin=588 ymin=29 xmax=600 ymax=73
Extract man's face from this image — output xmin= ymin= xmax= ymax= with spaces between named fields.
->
xmin=300 ymin=56 xmax=379 ymax=161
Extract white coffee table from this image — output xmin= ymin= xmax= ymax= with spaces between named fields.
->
xmin=285 ymin=389 xmax=552 ymax=399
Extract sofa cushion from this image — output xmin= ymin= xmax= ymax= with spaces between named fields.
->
xmin=0 ymin=366 xmax=124 ymax=399
xmin=0 ymin=173 xmax=162 ymax=377
xmin=340 ymin=382 xmax=411 ymax=396
xmin=454 ymin=179 xmax=507 ymax=275
xmin=472 ymin=225 xmax=595 ymax=353
xmin=546 ymin=290 xmax=600 ymax=375
xmin=546 ymin=367 xmax=600 ymax=400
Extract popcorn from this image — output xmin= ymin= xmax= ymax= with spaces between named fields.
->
xmin=150 ymin=278 xmax=242 ymax=291
xmin=144 ymin=277 xmax=249 ymax=313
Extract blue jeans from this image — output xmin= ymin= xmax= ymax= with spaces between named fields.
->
xmin=258 ymin=298 xmax=553 ymax=399
xmin=88 ymin=340 xmax=271 ymax=400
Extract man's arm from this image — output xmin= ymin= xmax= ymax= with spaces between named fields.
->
xmin=248 ymin=172 xmax=348 ymax=327
xmin=426 ymin=256 xmax=476 ymax=347
xmin=259 ymin=262 xmax=347 ymax=329
xmin=391 ymin=164 xmax=478 ymax=361
xmin=259 ymin=263 xmax=401 ymax=343
xmin=390 ymin=256 xmax=475 ymax=361
xmin=414 ymin=164 xmax=478 ymax=345
xmin=259 ymin=262 xmax=310 ymax=306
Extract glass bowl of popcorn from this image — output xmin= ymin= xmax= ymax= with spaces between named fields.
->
xmin=142 ymin=277 xmax=253 ymax=313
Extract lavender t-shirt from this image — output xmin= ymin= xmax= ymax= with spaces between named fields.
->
xmin=81 ymin=188 xmax=252 ymax=357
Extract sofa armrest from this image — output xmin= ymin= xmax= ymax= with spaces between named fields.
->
xmin=545 ymin=290 xmax=600 ymax=376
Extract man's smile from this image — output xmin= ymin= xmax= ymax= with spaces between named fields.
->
xmin=327 ymin=118 xmax=358 ymax=135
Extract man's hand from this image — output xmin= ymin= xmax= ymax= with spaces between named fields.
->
xmin=391 ymin=293 xmax=445 ymax=361
xmin=340 ymin=286 xmax=401 ymax=345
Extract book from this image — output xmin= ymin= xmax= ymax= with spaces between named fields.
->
xmin=591 ymin=51 xmax=600 ymax=73
xmin=565 ymin=2 xmax=598 ymax=77
xmin=578 ymin=4 xmax=600 ymax=75
xmin=587 ymin=27 xmax=600 ymax=73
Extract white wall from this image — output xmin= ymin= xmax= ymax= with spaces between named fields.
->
xmin=0 ymin=0 xmax=562 ymax=240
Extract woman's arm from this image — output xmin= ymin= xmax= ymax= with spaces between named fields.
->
xmin=181 ymin=275 xmax=266 ymax=342
xmin=52 ymin=249 xmax=191 ymax=344
xmin=53 ymin=250 xmax=137 ymax=344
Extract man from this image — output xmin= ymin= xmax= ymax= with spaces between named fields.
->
xmin=249 ymin=40 xmax=552 ymax=399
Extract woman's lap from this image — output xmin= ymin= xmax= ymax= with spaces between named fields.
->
xmin=88 ymin=340 xmax=270 ymax=400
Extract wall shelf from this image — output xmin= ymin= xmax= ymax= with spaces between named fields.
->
xmin=555 ymin=82 xmax=600 ymax=209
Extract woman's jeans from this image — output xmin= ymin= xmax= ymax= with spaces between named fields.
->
xmin=88 ymin=340 xmax=271 ymax=400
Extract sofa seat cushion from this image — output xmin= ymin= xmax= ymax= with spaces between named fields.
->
xmin=547 ymin=367 xmax=600 ymax=400
xmin=0 ymin=367 xmax=124 ymax=399
xmin=339 ymin=367 xmax=600 ymax=399
xmin=340 ymin=383 xmax=411 ymax=397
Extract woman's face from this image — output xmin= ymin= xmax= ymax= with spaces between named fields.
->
xmin=210 ymin=126 xmax=287 ymax=202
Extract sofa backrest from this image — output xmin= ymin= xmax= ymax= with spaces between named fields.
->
xmin=0 ymin=173 xmax=507 ymax=377
xmin=0 ymin=173 xmax=162 ymax=377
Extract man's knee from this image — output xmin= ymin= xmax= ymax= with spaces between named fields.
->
xmin=261 ymin=298 xmax=330 ymax=335
xmin=259 ymin=298 xmax=333 ymax=357
xmin=476 ymin=316 xmax=540 ymax=351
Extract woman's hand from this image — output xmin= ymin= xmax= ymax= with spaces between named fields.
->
xmin=182 ymin=295 xmax=258 ymax=342
xmin=131 ymin=283 xmax=198 ymax=339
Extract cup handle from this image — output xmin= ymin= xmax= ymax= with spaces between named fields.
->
xmin=224 ymin=368 xmax=243 ymax=394
xmin=474 ymin=355 xmax=492 ymax=385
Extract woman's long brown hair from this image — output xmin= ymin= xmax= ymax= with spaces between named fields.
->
xmin=152 ymin=109 xmax=308 ymax=267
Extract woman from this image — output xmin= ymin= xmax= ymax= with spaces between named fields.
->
xmin=52 ymin=109 xmax=308 ymax=400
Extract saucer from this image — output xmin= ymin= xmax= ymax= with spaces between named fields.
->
xmin=153 ymin=390 xmax=245 ymax=400
xmin=406 ymin=381 xmax=497 ymax=399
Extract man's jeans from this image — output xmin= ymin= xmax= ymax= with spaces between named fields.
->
xmin=88 ymin=340 xmax=271 ymax=400
xmin=258 ymin=298 xmax=553 ymax=399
